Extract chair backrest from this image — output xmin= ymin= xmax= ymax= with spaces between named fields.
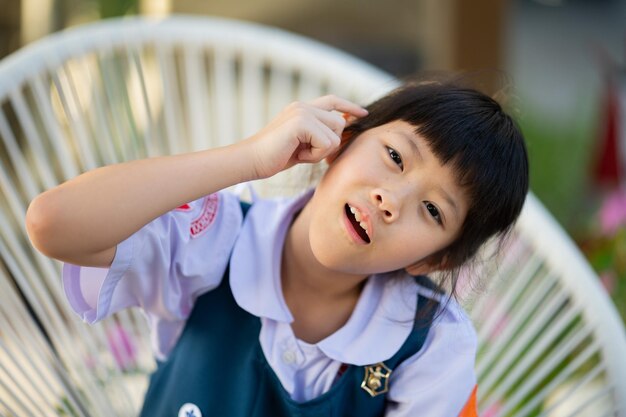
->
xmin=0 ymin=15 xmax=624 ymax=417
xmin=468 ymin=194 xmax=626 ymax=417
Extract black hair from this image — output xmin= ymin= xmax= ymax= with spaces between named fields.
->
xmin=342 ymin=78 xmax=529 ymax=314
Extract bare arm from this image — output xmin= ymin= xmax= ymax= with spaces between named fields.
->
xmin=26 ymin=142 xmax=257 ymax=267
xmin=26 ymin=95 xmax=367 ymax=268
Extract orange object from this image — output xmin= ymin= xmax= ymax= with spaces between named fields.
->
xmin=458 ymin=385 xmax=479 ymax=417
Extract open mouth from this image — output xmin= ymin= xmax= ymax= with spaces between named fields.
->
xmin=344 ymin=204 xmax=371 ymax=244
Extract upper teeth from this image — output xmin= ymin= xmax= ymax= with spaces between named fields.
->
xmin=349 ymin=205 xmax=369 ymax=233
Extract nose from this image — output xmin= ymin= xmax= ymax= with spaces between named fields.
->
xmin=370 ymin=188 xmax=400 ymax=222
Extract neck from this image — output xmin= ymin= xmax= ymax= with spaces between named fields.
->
xmin=281 ymin=202 xmax=367 ymax=304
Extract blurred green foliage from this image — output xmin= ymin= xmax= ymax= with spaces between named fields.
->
xmin=97 ymin=0 xmax=138 ymax=18
xmin=518 ymin=88 xmax=626 ymax=324
xmin=518 ymin=102 xmax=598 ymax=233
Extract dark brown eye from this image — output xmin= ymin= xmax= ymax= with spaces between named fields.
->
xmin=425 ymin=202 xmax=442 ymax=225
xmin=386 ymin=147 xmax=403 ymax=170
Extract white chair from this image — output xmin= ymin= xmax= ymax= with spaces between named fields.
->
xmin=0 ymin=15 xmax=624 ymax=417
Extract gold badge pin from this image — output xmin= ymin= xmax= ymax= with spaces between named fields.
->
xmin=361 ymin=362 xmax=392 ymax=397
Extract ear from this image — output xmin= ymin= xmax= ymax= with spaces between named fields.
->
xmin=325 ymin=131 xmax=353 ymax=165
xmin=326 ymin=113 xmax=357 ymax=165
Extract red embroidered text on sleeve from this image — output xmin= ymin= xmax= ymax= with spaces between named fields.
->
xmin=189 ymin=194 xmax=219 ymax=238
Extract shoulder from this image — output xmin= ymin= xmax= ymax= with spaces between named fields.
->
xmin=414 ymin=278 xmax=478 ymax=362
xmin=172 ymin=190 xmax=243 ymax=231
xmin=376 ymin=273 xmax=477 ymax=354
xmin=387 ymin=282 xmax=477 ymax=402
xmin=153 ymin=190 xmax=245 ymax=252
xmin=62 ymin=189 xmax=250 ymax=360
xmin=385 ymin=286 xmax=477 ymax=414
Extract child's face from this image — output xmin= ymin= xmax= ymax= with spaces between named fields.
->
xmin=306 ymin=119 xmax=469 ymax=276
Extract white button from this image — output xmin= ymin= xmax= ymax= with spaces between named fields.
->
xmin=178 ymin=403 xmax=202 ymax=417
xmin=282 ymin=350 xmax=297 ymax=364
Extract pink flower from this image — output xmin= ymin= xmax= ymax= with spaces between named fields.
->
xmin=599 ymin=189 xmax=626 ymax=235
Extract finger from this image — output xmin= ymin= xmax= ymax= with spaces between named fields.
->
xmin=309 ymin=95 xmax=368 ymax=118
xmin=297 ymin=145 xmax=329 ymax=164
xmin=308 ymin=107 xmax=347 ymax=138
xmin=316 ymin=120 xmax=342 ymax=149
xmin=307 ymin=121 xmax=340 ymax=152
xmin=298 ymin=124 xmax=339 ymax=163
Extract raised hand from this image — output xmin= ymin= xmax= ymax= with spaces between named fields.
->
xmin=245 ymin=95 xmax=368 ymax=179
xmin=26 ymin=95 xmax=367 ymax=267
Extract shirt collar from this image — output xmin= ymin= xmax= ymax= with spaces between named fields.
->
xmin=230 ymin=190 xmax=433 ymax=365
xmin=230 ymin=189 xmax=312 ymax=322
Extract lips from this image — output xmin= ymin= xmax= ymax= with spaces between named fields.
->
xmin=344 ymin=204 xmax=371 ymax=244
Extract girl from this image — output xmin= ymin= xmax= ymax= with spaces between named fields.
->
xmin=26 ymin=80 xmax=528 ymax=417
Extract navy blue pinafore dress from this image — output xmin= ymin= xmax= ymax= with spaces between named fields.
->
xmin=139 ymin=203 xmax=438 ymax=417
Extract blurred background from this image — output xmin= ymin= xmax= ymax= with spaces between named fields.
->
xmin=0 ymin=0 xmax=625 ymax=322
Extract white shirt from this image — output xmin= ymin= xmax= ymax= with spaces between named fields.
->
xmin=63 ymin=189 xmax=477 ymax=416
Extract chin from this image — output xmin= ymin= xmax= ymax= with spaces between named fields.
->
xmin=310 ymin=243 xmax=388 ymax=277
xmin=309 ymin=233 xmax=360 ymax=274
xmin=309 ymin=238 xmax=344 ymax=269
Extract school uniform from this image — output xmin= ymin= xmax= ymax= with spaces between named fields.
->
xmin=63 ymin=189 xmax=478 ymax=417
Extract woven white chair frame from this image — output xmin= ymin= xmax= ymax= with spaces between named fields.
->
xmin=0 ymin=15 xmax=624 ymax=417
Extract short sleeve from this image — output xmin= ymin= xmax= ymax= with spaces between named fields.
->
xmin=385 ymin=300 xmax=478 ymax=417
xmin=62 ymin=191 xmax=243 ymax=359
